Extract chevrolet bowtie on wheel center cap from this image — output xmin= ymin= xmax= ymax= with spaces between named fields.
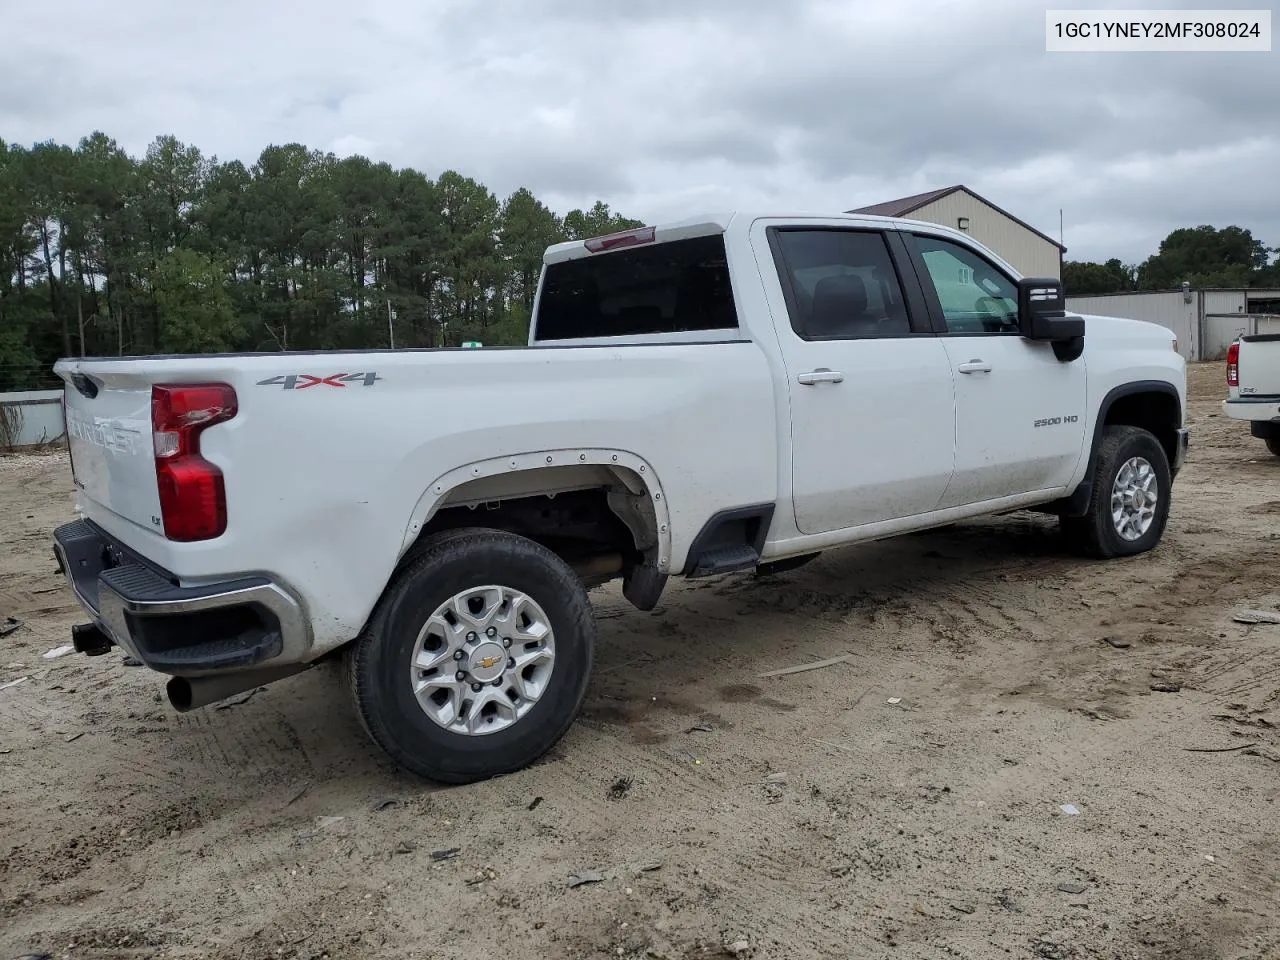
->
xmin=411 ymin=585 xmax=556 ymax=736
xmin=1110 ymin=456 xmax=1158 ymax=541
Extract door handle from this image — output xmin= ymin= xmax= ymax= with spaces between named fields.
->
xmin=957 ymin=359 xmax=992 ymax=374
xmin=797 ymin=368 xmax=844 ymax=385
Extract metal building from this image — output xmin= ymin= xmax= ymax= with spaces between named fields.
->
xmin=1064 ymin=288 xmax=1280 ymax=362
xmin=847 ymin=185 xmax=1066 ymax=279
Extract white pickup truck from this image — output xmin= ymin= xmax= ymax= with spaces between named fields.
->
xmin=50 ymin=212 xmax=1188 ymax=783
xmin=1224 ymin=334 xmax=1280 ymax=455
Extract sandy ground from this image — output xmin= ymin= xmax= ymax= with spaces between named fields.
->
xmin=1 ymin=362 xmax=1278 ymax=960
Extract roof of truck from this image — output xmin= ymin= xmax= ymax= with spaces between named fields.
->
xmin=542 ymin=211 xmax=985 ymax=265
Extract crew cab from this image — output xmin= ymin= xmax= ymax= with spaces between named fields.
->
xmin=1224 ymin=334 xmax=1280 ymax=456
xmin=50 ymin=212 xmax=1188 ymax=783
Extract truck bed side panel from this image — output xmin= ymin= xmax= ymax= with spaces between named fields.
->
xmin=56 ymin=343 xmax=778 ymax=654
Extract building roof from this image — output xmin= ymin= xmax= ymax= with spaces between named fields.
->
xmin=846 ymin=184 xmax=1067 ymax=252
xmin=844 ymin=186 xmax=959 ymax=218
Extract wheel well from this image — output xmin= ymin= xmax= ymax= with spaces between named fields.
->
xmin=1047 ymin=384 xmax=1182 ymax=518
xmin=1103 ymin=389 xmax=1180 ymax=466
xmin=403 ymin=485 xmax=649 ymax=586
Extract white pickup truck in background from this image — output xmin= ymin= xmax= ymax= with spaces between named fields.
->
xmin=51 ymin=211 xmax=1188 ymax=783
xmin=1225 ymin=334 xmax=1280 ymax=456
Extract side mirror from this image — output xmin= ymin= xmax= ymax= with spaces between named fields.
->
xmin=1017 ymin=277 xmax=1085 ymax=362
xmin=1017 ymin=277 xmax=1085 ymax=342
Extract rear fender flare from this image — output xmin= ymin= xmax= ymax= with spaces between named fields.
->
xmin=400 ymin=448 xmax=674 ymax=570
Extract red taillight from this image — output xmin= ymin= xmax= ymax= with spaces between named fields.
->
xmin=1226 ymin=342 xmax=1239 ymax=388
xmin=151 ymin=383 xmax=237 ymax=541
xmin=583 ymin=226 xmax=656 ymax=253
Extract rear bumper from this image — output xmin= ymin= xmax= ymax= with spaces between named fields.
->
xmin=52 ymin=519 xmax=311 ymax=676
xmin=1224 ymin=398 xmax=1280 ymax=423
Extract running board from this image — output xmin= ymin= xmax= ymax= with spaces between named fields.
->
xmin=686 ymin=544 xmax=760 ymax=578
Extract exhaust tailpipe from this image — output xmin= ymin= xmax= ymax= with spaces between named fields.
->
xmin=167 ymin=662 xmax=312 ymax=712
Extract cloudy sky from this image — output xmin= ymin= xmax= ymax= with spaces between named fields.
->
xmin=4 ymin=0 xmax=1277 ymax=264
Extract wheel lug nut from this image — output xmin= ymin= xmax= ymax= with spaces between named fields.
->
xmin=492 ymin=679 xmax=502 ymax=688
xmin=502 ymin=638 xmax=511 ymax=648
xmin=455 ymin=671 xmax=467 ymax=681
xmin=453 ymin=650 xmax=464 ymax=661
xmin=471 ymin=682 xmax=482 ymax=692
xmin=508 ymin=657 xmax=516 ymax=669
xmin=486 ymin=626 xmax=497 ymax=638
xmin=466 ymin=632 xmax=478 ymax=643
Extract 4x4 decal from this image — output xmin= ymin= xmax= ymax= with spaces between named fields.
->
xmin=256 ymin=372 xmax=382 ymax=390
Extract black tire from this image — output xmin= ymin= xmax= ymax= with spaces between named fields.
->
xmin=1061 ymin=425 xmax=1171 ymax=559
xmin=1267 ymin=437 xmax=1280 ymax=457
xmin=347 ymin=528 xmax=595 ymax=784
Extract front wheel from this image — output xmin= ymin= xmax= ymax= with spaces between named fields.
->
xmin=347 ymin=528 xmax=596 ymax=783
xmin=1061 ymin=425 xmax=1172 ymax=559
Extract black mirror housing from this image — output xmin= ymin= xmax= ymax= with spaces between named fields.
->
xmin=1017 ymin=277 xmax=1085 ymax=341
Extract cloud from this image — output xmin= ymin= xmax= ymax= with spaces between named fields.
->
xmin=1 ymin=0 xmax=1275 ymax=262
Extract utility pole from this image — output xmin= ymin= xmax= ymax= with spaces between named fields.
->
xmin=387 ymin=298 xmax=395 ymax=349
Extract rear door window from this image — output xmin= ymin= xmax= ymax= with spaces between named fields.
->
xmin=770 ymin=229 xmax=922 ymax=339
xmin=534 ymin=234 xmax=738 ymax=341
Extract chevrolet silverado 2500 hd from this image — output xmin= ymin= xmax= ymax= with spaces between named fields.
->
xmin=1224 ymin=334 xmax=1280 ymax=455
xmin=51 ymin=212 xmax=1189 ymax=783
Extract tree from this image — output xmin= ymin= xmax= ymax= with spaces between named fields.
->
xmin=138 ymin=135 xmax=210 ymax=252
xmin=23 ymin=141 xmax=77 ymax=356
xmin=500 ymin=187 xmax=564 ymax=318
xmin=0 ymin=139 xmax=41 ymax=382
xmin=435 ymin=170 xmax=502 ymax=346
xmin=74 ymin=132 xmax=145 ymax=355
xmin=0 ymin=132 xmax=659 ymax=376
xmin=561 ymin=200 xmax=644 ymax=241
xmin=1261 ymin=246 xmax=1280 ymax=287
xmin=1138 ymin=225 xmax=1270 ymax=289
xmin=152 ymin=249 xmax=242 ymax=353
xmin=1062 ymin=257 xmax=1135 ymax=296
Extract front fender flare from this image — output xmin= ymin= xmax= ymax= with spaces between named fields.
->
xmin=1059 ymin=379 xmax=1183 ymax=516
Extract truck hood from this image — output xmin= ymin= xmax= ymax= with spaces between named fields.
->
xmin=1076 ymin=312 xmax=1179 ymax=349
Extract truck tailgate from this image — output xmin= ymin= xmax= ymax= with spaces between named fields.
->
xmin=60 ymin=367 xmax=165 ymax=535
xmin=1238 ymin=335 xmax=1280 ymax=398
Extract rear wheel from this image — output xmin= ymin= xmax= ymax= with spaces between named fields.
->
xmin=1267 ymin=437 xmax=1280 ymax=457
xmin=347 ymin=528 xmax=595 ymax=783
xmin=1061 ymin=425 xmax=1171 ymax=559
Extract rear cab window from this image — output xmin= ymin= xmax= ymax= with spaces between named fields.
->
xmin=532 ymin=234 xmax=739 ymax=342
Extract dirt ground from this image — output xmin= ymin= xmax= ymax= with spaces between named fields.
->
xmin=2 ymin=361 xmax=1278 ymax=960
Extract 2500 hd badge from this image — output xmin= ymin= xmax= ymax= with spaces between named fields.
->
xmin=1034 ymin=415 xmax=1080 ymax=428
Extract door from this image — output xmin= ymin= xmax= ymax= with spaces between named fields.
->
xmin=906 ymin=232 xmax=1087 ymax=508
xmin=765 ymin=226 xmax=957 ymax=535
